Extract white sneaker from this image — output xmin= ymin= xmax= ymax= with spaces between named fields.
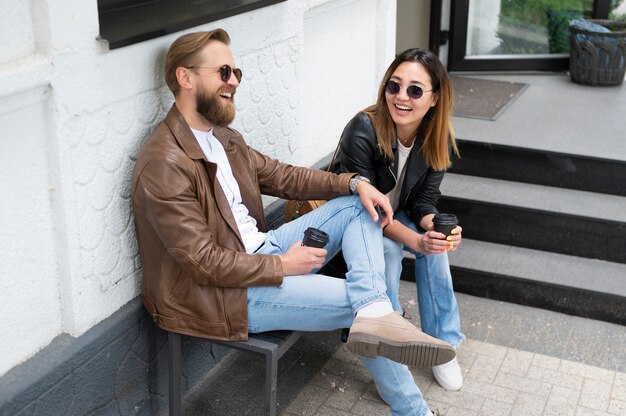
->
xmin=432 ymin=357 xmax=463 ymax=391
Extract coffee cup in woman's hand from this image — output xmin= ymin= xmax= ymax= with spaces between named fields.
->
xmin=433 ymin=213 xmax=458 ymax=237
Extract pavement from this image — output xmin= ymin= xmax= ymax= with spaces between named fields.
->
xmin=182 ymin=280 xmax=626 ymax=416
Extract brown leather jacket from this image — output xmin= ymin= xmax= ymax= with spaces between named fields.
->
xmin=132 ymin=105 xmax=353 ymax=341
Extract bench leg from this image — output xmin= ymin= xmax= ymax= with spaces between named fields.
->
xmin=168 ymin=332 xmax=182 ymax=416
xmin=264 ymin=349 xmax=279 ymax=416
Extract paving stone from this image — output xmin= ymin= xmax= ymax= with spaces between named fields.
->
xmin=322 ymin=378 xmax=367 ymax=411
xmin=427 ymin=399 xmax=450 ymax=415
xmin=466 ymin=351 xmax=503 ymax=384
xmin=608 ymin=398 xmax=626 ymax=415
xmin=576 ymin=407 xmax=611 ymax=416
xmin=463 ymin=380 xmax=518 ymax=404
xmin=464 ymin=338 xmax=508 ymax=361
xmin=527 ymin=365 xmax=584 ymax=391
xmin=612 ymin=371 xmax=626 ymax=402
xmin=349 ymin=397 xmax=391 ymax=415
xmin=493 ymin=371 xmax=546 ymax=395
xmin=544 ymin=385 xmax=580 ymax=416
xmin=321 ymin=358 xmax=371 ymax=384
xmin=579 ymin=378 xmax=612 ymax=412
xmin=480 ymin=398 xmax=513 ymax=416
xmin=560 ymin=359 xmax=616 ymax=383
xmin=313 ymin=405 xmax=353 ymax=416
xmin=283 ymin=385 xmax=330 ymax=416
xmin=359 ymin=382 xmax=382 ymax=403
xmin=531 ymin=353 xmax=561 ymax=371
xmin=455 ymin=344 xmax=478 ymax=371
xmin=445 ymin=405 xmax=479 ymax=415
xmin=499 ymin=348 xmax=534 ymax=376
xmin=511 ymin=391 xmax=547 ymax=416
xmin=410 ymin=367 xmax=435 ymax=390
xmin=425 ymin=387 xmax=485 ymax=412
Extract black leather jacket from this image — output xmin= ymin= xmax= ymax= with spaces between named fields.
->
xmin=337 ymin=112 xmax=444 ymax=226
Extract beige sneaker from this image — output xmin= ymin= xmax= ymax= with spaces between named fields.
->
xmin=346 ymin=312 xmax=456 ymax=367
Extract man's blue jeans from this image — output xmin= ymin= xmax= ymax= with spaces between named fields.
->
xmin=383 ymin=210 xmax=465 ymax=348
xmin=247 ymin=196 xmax=430 ymax=416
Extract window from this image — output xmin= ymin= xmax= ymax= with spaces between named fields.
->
xmin=98 ymin=0 xmax=286 ymax=49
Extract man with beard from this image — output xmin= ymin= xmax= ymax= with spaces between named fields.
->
xmin=131 ymin=29 xmax=454 ymax=416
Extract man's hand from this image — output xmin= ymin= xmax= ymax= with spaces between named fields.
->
xmin=355 ymin=181 xmax=394 ymax=228
xmin=279 ymin=241 xmax=327 ymax=276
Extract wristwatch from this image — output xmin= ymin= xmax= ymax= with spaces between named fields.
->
xmin=349 ymin=175 xmax=370 ymax=195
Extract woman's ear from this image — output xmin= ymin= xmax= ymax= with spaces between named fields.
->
xmin=431 ymin=92 xmax=439 ymax=108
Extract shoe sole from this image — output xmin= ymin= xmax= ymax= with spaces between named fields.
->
xmin=346 ymin=333 xmax=456 ymax=367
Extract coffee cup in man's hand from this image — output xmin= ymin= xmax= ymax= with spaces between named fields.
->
xmin=433 ymin=213 xmax=458 ymax=237
xmin=302 ymin=227 xmax=329 ymax=248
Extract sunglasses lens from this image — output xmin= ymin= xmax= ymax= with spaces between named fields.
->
xmin=233 ymin=68 xmax=243 ymax=82
xmin=219 ymin=65 xmax=242 ymax=83
xmin=219 ymin=65 xmax=232 ymax=82
xmin=385 ymin=80 xmax=400 ymax=95
xmin=407 ymin=85 xmax=424 ymax=99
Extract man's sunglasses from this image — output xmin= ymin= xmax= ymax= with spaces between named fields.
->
xmin=186 ymin=64 xmax=243 ymax=83
xmin=384 ymin=80 xmax=432 ymax=100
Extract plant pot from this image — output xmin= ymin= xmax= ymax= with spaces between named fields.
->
xmin=569 ymin=19 xmax=626 ymax=86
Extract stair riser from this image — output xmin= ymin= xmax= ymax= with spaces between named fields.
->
xmin=438 ymin=197 xmax=626 ymax=264
xmin=400 ymin=259 xmax=626 ymax=326
xmin=450 ymin=139 xmax=626 ymax=197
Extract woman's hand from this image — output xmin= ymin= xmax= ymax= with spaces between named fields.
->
xmin=418 ymin=221 xmax=463 ymax=254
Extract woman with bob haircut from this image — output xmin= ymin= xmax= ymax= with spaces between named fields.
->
xmin=337 ymin=48 xmax=465 ymax=391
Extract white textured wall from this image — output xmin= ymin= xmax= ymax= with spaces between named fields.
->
xmin=0 ymin=0 xmax=396 ymax=376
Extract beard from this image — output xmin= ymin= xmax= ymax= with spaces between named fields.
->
xmin=196 ymin=85 xmax=236 ymax=127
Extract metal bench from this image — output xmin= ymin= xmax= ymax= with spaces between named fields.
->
xmin=167 ymin=330 xmax=304 ymax=416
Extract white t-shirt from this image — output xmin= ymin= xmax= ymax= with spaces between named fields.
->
xmin=386 ymin=140 xmax=414 ymax=210
xmin=191 ymin=128 xmax=267 ymax=253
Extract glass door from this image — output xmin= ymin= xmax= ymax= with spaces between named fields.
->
xmin=447 ymin=0 xmax=613 ymax=71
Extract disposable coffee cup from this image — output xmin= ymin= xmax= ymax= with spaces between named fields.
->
xmin=302 ymin=227 xmax=329 ymax=248
xmin=433 ymin=213 xmax=458 ymax=236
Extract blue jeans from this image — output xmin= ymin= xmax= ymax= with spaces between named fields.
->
xmin=247 ymin=196 xmax=430 ymax=416
xmin=384 ymin=210 xmax=465 ymax=348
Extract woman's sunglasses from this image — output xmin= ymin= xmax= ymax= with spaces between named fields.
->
xmin=385 ymin=80 xmax=432 ymax=100
xmin=186 ymin=64 xmax=243 ymax=83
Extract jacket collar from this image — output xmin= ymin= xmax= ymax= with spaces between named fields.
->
xmin=164 ymin=104 xmax=236 ymax=160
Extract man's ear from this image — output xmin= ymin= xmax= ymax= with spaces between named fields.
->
xmin=176 ymin=67 xmax=193 ymax=90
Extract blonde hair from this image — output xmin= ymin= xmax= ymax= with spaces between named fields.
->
xmin=164 ymin=29 xmax=231 ymax=96
xmin=364 ymin=48 xmax=458 ymax=171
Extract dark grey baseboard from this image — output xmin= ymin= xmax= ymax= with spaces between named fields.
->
xmin=0 ymin=297 xmax=236 ymax=416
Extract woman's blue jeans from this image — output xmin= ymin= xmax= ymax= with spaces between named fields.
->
xmin=247 ymin=196 xmax=430 ymax=416
xmin=383 ymin=210 xmax=465 ymax=347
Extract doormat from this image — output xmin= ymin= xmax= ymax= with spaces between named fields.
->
xmin=450 ymin=76 xmax=529 ymax=121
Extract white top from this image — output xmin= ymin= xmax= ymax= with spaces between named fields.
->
xmin=386 ymin=140 xmax=414 ymax=210
xmin=191 ymin=128 xmax=267 ymax=253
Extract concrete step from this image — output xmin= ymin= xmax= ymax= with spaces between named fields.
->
xmin=438 ymin=173 xmax=626 ymax=263
xmin=448 ymin=238 xmax=626 ymax=298
xmin=400 ymin=238 xmax=626 ymax=326
xmin=449 ymin=138 xmax=626 ymax=197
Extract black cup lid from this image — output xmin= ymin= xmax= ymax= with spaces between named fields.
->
xmin=304 ymin=227 xmax=329 ymax=242
xmin=433 ymin=213 xmax=458 ymax=225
